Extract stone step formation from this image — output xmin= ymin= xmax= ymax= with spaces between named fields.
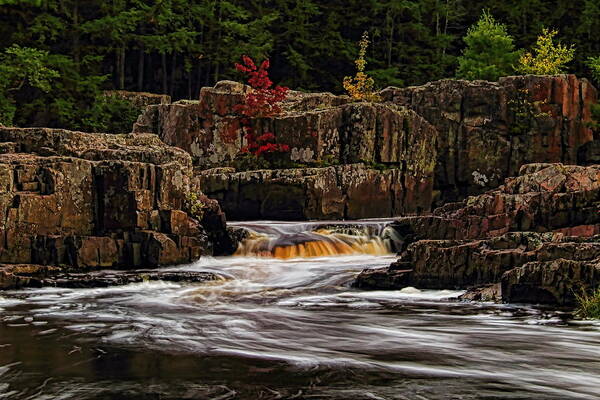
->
xmin=354 ymin=163 xmax=600 ymax=306
xmin=0 ymin=128 xmax=233 ymax=289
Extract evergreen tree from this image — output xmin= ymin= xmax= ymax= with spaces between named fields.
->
xmin=456 ymin=10 xmax=520 ymax=81
xmin=0 ymin=0 xmax=599 ymax=130
xmin=0 ymin=45 xmax=58 ymax=125
xmin=587 ymin=56 xmax=600 ymax=84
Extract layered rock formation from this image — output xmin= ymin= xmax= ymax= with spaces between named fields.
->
xmin=0 ymin=127 xmax=230 ymax=289
xmin=105 ymin=90 xmax=171 ymax=108
xmin=134 ymin=81 xmax=439 ymax=219
xmin=197 ymin=164 xmax=433 ymax=220
xmin=2 ymin=266 xmax=223 ymax=289
xmin=382 ymin=75 xmax=598 ymax=202
xmin=134 ymin=81 xmax=438 ymax=169
xmin=355 ymin=163 xmax=600 ymax=305
xmin=134 ymin=75 xmax=597 ymax=220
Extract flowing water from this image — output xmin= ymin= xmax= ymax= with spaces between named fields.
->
xmin=0 ymin=221 xmax=599 ymax=399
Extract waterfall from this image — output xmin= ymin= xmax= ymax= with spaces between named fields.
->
xmin=231 ymin=220 xmax=399 ymax=258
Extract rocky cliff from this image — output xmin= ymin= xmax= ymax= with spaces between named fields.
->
xmin=0 ymin=127 xmax=231 ymax=289
xmin=197 ymin=164 xmax=433 ymax=220
xmin=382 ymin=75 xmax=598 ymax=203
xmin=134 ymin=75 xmax=597 ymax=220
xmin=134 ymin=81 xmax=439 ymax=219
xmin=134 ymin=80 xmax=439 ymax=170
xmin=354 ymin=163 xmax=600 ymax=305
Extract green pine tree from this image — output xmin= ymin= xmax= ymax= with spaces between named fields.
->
xmin=456 ymin=10 xmax=520 ymax=81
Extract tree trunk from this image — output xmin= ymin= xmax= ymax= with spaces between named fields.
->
xmin=188 ymin=63 xmax=192 ymax=99
xmin=442 ymin=0 xmax=450 ymax=57
xmin=205 ymin=63 xmax=211 ymax=87
xmin=214 ymin=0 xmax=223 ymax=83
xmin=147 ymin=53 xmax=153 ymax=93
xmin=137 ymin=45 xmax=144 ymax=91
xmin=119 ymin=46 xmax=126 ymax=90
xmin=161 ymin=52 xmax=168 ymax=94
xmin=73 ymin=0 xmax=80 ymax=70
xmin=137 ymin=25 xmax=146 ymax=91
xmin=170 ymin=52 xmax=177 ymax=98
xmin=115 ymin=48 xmax=121 ymax=89
xmin=196 ymin=62 xmax=203 ymax=99
xmin=387 ymin=12 xmax=394 ymax=67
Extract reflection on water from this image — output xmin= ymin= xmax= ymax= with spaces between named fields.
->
xmin=0 ymin=221 xmax=599 ymax=399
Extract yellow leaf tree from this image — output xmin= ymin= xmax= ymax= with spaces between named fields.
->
xmin=343 ymin=32 xmax=381 ymax=102
xmin=516 ymin=28 xmax=575 ymax=75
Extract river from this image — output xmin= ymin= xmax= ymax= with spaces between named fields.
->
xmin=0 ymin=221 xmax=599 ymax=399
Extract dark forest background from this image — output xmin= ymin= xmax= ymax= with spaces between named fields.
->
xmin=1 ymin=0 xmax=599 ymax=130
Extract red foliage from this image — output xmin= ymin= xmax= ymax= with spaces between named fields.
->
xmin=234 ymin=56 xmax=289 ymax=158
xmin=242 ymin=132 xmax=290 ymax=156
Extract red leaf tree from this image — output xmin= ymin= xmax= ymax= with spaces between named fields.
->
xmin=234 ymin=56 xmax=290 ymax=157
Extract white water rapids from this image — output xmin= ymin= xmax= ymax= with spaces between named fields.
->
xmin=0 ymin=221 xmax=599 ymax=399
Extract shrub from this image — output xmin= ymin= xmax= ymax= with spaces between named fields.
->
xmin=586 ymin=56 xmax=600 ymax=84
xmin=516 ymin=28 xmax=575 ymax=75
xmin=185 ymin=192 xmax=206 ymax=221
xmin=587 ymin=103 xmax=600 ymax=132
xmin=0 ymin=45 xmax=59 ymax=126
xmin=575 ymin=287 xmax=600 ymax=319
xmin=231 ymin=153 xmax=271 ymax=171
xmin=234 ymin=56 xmax=290 ymax=158
xmin=79 ymin=94 xmax=141 ymax=133
xmin=456 ymin=10 xmax=520 ymax=81
xmin=343 ymin=32 xmax=381 ymax=102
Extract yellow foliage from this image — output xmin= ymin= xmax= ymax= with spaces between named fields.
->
xmin=343 ymin=32 xmax=381 ymax=102
xmin=516 ymin=28 xmax=575 ymax=75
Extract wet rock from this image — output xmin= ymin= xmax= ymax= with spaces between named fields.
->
xmin=1 ymin=265 xmax=223 ymax=289
xmin=0 ymin=127 xmax=231 ymax=289
xmin=354 ymin=163 xmax=600 ymax=305
xmin=0 ymin=264 xmax=60 ymax=289
xmin=355 ymin=232 xmax=600 ymax=302
xmin=459 ymin=283 xmax=501 ymax=302
xmin=217 ymin=226 xmax=251 ymax=256
xmin=501 ymin=258 xmax=600 ymax=306
xmin=352 ymin=264 xmax=412 ymax=290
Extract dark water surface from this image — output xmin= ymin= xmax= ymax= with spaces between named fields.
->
xmin=1 ymin=222 xmax=599 ymax=399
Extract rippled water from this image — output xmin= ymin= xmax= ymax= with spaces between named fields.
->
xmin=1 ymin=222 xmax=599 ymax=399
